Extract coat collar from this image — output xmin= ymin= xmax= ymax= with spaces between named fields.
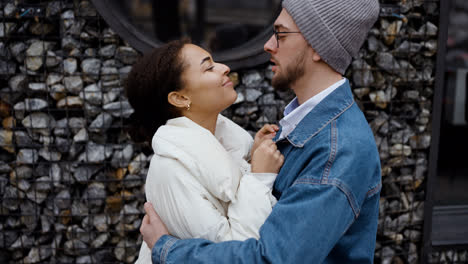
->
xmin=275 ymin=79 xmax=355 ymax=147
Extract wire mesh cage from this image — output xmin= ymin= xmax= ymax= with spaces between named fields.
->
xmin=0 ymin=0 xmax=450 ymax=263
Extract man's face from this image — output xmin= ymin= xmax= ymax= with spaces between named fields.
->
xmin=264 ymin=9 xmax=310 ymax=91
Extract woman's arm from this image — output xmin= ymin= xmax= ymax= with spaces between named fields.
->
xmin=144 ymin=156 xmax=277 ymax=242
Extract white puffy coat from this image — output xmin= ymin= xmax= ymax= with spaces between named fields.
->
xmin=135 ymin=115 xmax=277 ymax=263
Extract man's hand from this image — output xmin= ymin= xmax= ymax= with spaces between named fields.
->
xmin=251 ymin=124 xmax=279 ymax=159
xmin=140 ymin=202 xmax=169 ymax=249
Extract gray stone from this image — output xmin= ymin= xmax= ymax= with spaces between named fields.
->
xmin=395 ymin=41 xmax=423 ymax=53
xmin=26 ymin=41 xmax=53 ymax=57
xmin=103 ymin=28 xmax=120 ymax=44
xmin=114 ymin=240 xmax=137 ymax=262
xmin=375 ymin=52 xmax=400 ymax=73
xmin=103 ymin=88 xmax=120 ymax=104
xmin=0 ymin=129 xmax=13 ymax=152
xmin=57 ymin=96 xmax=84 ymax=108
xmin=17 ymin=149 xmax=38 ymax=164
xmin=128 ymin=153 xmax=148 ymax=175
xmin=242 ymin=71 xmax=263 ymax=87
xmin=63 ymin=58 xmax=78 ymax=74
xmin=79 ymin=1 xmax=97 ymax=16
xmin=101 ymin=79 xmax=121 ymax=90
xmin=28 ymin=82 xmax=47 ymax=92
xmin=111 ymin=144 xmax=134 ymax=168
xmin=119 ymin=65 xmax=132 ymax=80
xmin=25 ymin=56 xmax=43 ymax=71
xmin=124 ymin=174 xmax=144 ymax=188
xmin=244 ymin=88 xmax=263 ymax=102
xmin=39 ymin=148 xmax=62 ymax=161
xmin=34 ymin=176 xmax=52 ymax=192
xmin=20 ymin=201 xmax=39 ymax=229
xmin=10 ymin=42 xmax=26 ymax=62
xmin=4 ymin=3 xmax=17 ymax=17
xmin=73 ymin=128 xmax=89 ymax=143
xmin=55 ymin=190 xmax=71 ymax=209
xmin=46 ymin=1 xmax=62 ymax=17
xmin=0 ymin=60 xmax=16 ymax=75
xmin=22 ymin=112 xmax=55 ymax=129
xmin=0 ymin=22 xmax=17 ymax=38
xmin=81 ymin=58 xmax=101 ymax=75
xmin=352 ymin=59 xmax=374 ymax=87
xmin=63 ymin=76 xmax=83 ymax=94
xmin=84 ymin=103 xmax=102 ymax=117
xmin=82 ymin=182 xmax=106 ymax=207
xmin=50 ymin=84 xmax=66 ymax=100
xmin=91 ymin=233 xmax=109 ymax=248
xmin=46 ymin=73 xmax=63 ymax=86
xmin=100 ymin=67 xmax=119 ymax=81
xmin=84 ymin=47 xmax=96 ymax=57
xmin=234 ymin=105 xmax=258 ymax=116
xmin=45 ymin=51 xmax=62 ymax=68
xmin=89 ymin=112 xmax=113 ymax=133
xmin=103 ymin=100 xmax=134 ymax=118
xmin=73 ymin=165 xmax=100 ymax=183
xmin=9 ymin=74 xmax=28 ymax=92
xmin=62 ymin=36 xmax=81 ymax=51
xmin=418 ymin=21 xmax=438 ymax=36
xmin=23 ymin=98 xmax=48 ymax=111
xmin=76 ymin=256 xmax=92 ymax=264
xmin=66 ymin=19 xmax=86 ymax=36
xmin=390 ymin=144 xmax=412 ymax=156
xmin=64 ymin=239 xmax=88 ymax=256
xmin=115 ymin=46 xmax=138 ymax=64
xmin=11 ymin=234 xmax=34 ymax=249
xmin=80 ymin=84 xmax=102 ymax=105
xmin=92 ymin=214 xmax=110 ymax=232
xmin=99 ymin=45 xmax=117 ymax=58
xmin=78 ymin=142 xmax=112 ymax=163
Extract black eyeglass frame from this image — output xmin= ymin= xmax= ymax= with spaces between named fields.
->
xmin=273 ymin=27 xmax=301 ymax=48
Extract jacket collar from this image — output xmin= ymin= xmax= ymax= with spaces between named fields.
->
xmin=276 ymin=79 xmax=355 ymax=147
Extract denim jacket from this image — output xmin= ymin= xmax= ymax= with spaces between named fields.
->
xmin=151 ymin=80 xmax=382 ymax=264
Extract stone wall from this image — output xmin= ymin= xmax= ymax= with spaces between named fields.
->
xmin=0 ymin=0 xmax=442 ymax=263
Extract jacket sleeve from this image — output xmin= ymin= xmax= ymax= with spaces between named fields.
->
xmin=151 ymin=179 xmax=357 ymax=264
xmin=144 ymin=156 xmax=277 ymax=242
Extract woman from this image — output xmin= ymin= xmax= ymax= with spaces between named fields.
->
xmin=125 ymin=39 xmax=284 ymax=264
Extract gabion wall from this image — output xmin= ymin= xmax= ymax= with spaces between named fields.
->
xmin=0 ymin=0 xmax=448 ymax=263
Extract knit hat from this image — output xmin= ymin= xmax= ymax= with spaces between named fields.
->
xmin=282 ymin=0 xmax=380 ymax=74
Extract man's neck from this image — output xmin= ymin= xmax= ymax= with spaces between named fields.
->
xmin=291 ymin=68 xmax=343 ymax=105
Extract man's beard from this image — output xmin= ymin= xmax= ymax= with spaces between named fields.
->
xmin=271 ymin=48 xmax=307 ymax=92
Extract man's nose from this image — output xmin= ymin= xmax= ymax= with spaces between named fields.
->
xmin=264 ymin=35 xmax=277 ymax=53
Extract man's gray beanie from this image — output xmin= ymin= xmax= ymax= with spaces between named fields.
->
xmin=282 ymin=0 xmax=380 ymax=74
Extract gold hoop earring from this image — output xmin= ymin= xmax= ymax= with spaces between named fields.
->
xmin=186 ymin=103 xmax=191 ymax=111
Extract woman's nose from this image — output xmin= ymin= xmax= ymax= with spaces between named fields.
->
xmin=219 ymin=63 xmax=230 ymax=75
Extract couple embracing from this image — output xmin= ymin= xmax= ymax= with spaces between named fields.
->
xmin=125 ymin=0 xmax=382 ymax=263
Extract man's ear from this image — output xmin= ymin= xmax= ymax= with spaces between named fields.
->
xmin=311 ymin=49 xmax=321 ymax=62
xmin=168 ymin=91 xmax=190 ymax=109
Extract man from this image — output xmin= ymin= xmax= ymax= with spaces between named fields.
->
xmin=140 ymin=0 xmax=382 ymax=263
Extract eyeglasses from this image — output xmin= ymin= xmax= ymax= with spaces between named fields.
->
xmin=273 ymin=27 xmax=301 ymax=48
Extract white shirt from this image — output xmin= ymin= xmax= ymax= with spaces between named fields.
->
xmin=278 ymin=78 xmax=346 ymax=141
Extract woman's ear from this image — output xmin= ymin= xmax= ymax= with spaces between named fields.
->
xmin=168 ymin=91 xmax=190 ymax=109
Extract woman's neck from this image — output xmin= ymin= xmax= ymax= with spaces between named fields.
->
xmin=184 ymin=112 xmax=218 ymax=135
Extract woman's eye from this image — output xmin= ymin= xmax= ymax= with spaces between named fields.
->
xmin=206 ymin=66 xmax=214 ymax=71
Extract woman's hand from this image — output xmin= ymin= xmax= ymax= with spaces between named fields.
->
xmin=251 ymin=124 xmax=279 ymax=158
xmin=251 ymin=139 xmax=284 ymax=174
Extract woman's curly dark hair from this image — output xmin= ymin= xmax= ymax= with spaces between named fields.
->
xmin=124 ymin=39 xmax=190 ymax=143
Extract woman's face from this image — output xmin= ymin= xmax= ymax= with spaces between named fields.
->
xmin=179 ymin=44 xmax=237 ymax=115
